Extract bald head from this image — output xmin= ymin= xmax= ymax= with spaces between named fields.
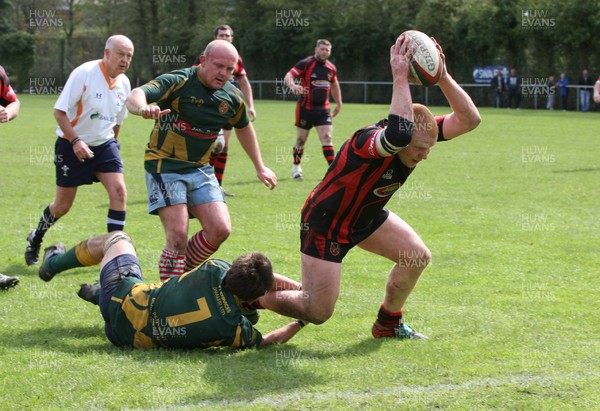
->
xmin=204 ymin=39 xmax=238 ymax=61
xmin=103 ymin=34 xmax=134 ymax=78
xmin=105 ymin=35 xmax=134 ymax=52
xmin=199 ymin=40 xmax=239 ymax=89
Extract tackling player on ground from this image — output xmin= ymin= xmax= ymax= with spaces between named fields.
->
xmin=249 ymin=33 xmax=481 ymax=339
xmin=37 ymin=231 xmax=305 ymax=349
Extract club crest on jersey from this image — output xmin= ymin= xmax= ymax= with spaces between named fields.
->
xmin=382 ymin=169 xmax=393 ymax=179
xmin=218 ymin=101 xmax=229 ymax=114
xmin=330 ymin=242 xmax=340 ymax=257
xmin=373 ymin=183 xmax=400 ymax=198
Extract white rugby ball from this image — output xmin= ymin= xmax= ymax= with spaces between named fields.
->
xmin=402 ymin=30 xmax=443 ymax=87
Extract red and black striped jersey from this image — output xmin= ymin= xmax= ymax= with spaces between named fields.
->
xmin=0 ymin=65 xmax=18 ymax=107
xmin=288 ymin=56 xmax=337 ymax=110
xmin=301 ymin=116 xmax=443 ymax=244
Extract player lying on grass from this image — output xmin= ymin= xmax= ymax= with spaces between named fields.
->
xmin=244 ymin=34 xmax=481 ymax=339
xmin=38 ymin=232 xmax=305 ymax=349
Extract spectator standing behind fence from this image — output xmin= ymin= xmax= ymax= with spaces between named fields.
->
xmin=546 ymin=75 xmax=556 ymax=110
xmin=507 ymin=68 xmax=521 ymax=109
xmin=594 ymin=75 xmax=600 ymax=104
xmin=490 ymin=69 xmax=506 ymax=108
xmin=578 ymin=69 xmax=593 ymax=112
xmin=557 ymin=72 xmax=569 ymax=111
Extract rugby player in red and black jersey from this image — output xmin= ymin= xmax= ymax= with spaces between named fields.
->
xmin=284 ymin=39 xmax=342 ymax=180
xmin=0 ymin=64 xmax=20 ymax=289
xmin=254 ymin=34 xmax=481 ymax=339
xmin=0 ymin=64 xmax=19 ymax=123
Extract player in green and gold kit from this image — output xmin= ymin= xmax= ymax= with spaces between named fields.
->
xmin=126 ymin=39 xmax=277 ymax=283
xmin=38 ymin=232 xmax=305 ymax=349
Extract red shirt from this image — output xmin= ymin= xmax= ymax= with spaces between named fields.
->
xmin=0 ymin=65 xmax=18 ymax=107
xmin=288 ymin=56 xmax=337 ymax=110
xmin=302 ymin=116 xmax=444 ymax=244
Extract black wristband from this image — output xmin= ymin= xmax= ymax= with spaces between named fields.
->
xmin=295 ymin=319 xmax=307 ymax=328
xmin=70 ymin=137 xmax=81 ymax=146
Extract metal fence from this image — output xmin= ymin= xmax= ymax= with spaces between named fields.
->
xmin=252 ymin=80 xmax=598 ymax=111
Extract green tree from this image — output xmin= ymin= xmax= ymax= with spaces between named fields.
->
xmin=0 ymin=31 xmax=35 ymax=92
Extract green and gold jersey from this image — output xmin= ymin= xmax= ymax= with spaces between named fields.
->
xmin=107 ymin=259 xmax=262 ymax=349
xmin=141 ymin=67 xmax=250 ymax=174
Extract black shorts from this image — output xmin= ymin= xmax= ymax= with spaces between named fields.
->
xmin=295 ymin=106 xmax=332 ymax=130
xmin=54 ymin=137 xmax=123 ymax=187
xmin=300 ymin=208 xmax=390 ymax=263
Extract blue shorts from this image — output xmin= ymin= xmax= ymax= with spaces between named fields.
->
xmin=145 ymin=165 xmax=224 ymax=215
xmin=98 ymin=254 xmax=143 ymax=345
xmin=55 ymin=138 xmax=123 ymax=187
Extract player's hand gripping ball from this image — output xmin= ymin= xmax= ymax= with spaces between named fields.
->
xmin=402 ymin=30 xmax=443 ymax=87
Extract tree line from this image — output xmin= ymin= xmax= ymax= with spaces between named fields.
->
xmin=1 ymin=0 xmax=599 ymax=102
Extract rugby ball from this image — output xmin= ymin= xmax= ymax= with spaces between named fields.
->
xmin=402 ymin=30 xmax=443 ymax=87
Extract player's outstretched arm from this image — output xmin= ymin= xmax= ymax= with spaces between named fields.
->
xmin=126 ymin=88 xmax=170 ymax=119
xmin=259 ymin=320 xmax=306 ymax=348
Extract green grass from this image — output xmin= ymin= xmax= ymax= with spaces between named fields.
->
xmin=1 ymin=96 xmax=599 ymax=410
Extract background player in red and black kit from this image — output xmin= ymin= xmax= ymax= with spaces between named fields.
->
xmin=0 ymin=64 xmax=20 ymax=289
xmin=284 ymin=39 xmax=342 ymax=180
xmin=253 ymin=34 xmax=481 ymax=339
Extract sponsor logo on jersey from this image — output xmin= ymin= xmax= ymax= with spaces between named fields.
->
xmin=373 ymin=183 xmax=400 ymax=198
xmin=311 ymin=80 xmax=330 ymax=88
xmin=90 ymin=112 xmax=116 ymax=122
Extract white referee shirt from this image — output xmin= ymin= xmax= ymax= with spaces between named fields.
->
xmin=54 ymin=59 xmax=130 ymax=147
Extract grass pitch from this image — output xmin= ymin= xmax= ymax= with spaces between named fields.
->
xmin=1 ymin=96 xmax=599 ymax=410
